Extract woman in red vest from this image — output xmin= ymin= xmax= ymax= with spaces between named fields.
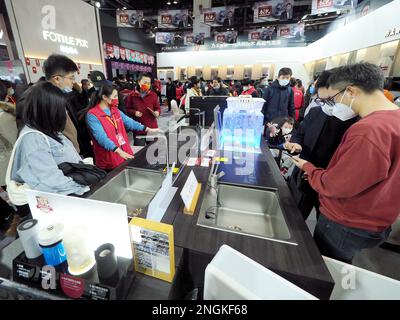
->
xmin=86 ymin=84 xmax=159 ymax=171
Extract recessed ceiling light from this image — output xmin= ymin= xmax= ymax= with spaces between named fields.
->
xmin=173 ymin=0 xmax=178 ymax=4
xmin=95 ymin=1 xmax=101 ymax=8
xmin=167 ymin=1 xmax=171 ymax=5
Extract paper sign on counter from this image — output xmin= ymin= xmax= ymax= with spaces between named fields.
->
xmin=186 ymin=157 xmax=199 ymax=167
xmin=180 ymin=170 xmax=199 ymax=210
xmin=215 ymin=157 xmax=229 ymax=162
xmin=201 ymin=157 xmax=211 ymax=167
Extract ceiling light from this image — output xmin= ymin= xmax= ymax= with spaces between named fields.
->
xmin=301 ymin=15 xmax=308 ymax=20
xmin=262 ymin=26 xmax=265 ymax=29
xmin=167 ymin=1 xmax=171 ymax=5
xmin=188 ymin=24 xmax=191 ymax=27
xmin=336 ymin=10 xmax=341 ymax=14
xmin=95 ymin=1 xmax=101 ymax=8
xmin=123 ymin=6 xmax=127 ymax=10
xmin=173 ymin=0 xmax=178 ymax=4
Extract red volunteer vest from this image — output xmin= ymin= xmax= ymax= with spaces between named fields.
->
xmin=88 ymin=104 xmax=133 ymax=170
xmin=242 ymin=86 xmax=257 ymax=96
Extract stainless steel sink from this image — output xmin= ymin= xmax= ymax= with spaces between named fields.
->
xmin=88 ymin=168 xmax=164 ymax=217
xmin=197 ymin=183 xmax=297 ymax=245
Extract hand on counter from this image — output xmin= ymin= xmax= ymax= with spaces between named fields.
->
xmin=284 ymin=142 xmax=302 ymax=154
xmin=116 ymin=148 xmax=134 ymax=160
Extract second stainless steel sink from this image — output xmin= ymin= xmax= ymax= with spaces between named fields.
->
xmin=197 ymin=183 xmax=297 ymax=245
xmin=88 ymin=168 xmax=164 ymax=217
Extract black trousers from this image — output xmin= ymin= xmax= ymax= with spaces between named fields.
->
xmin=156 ymin=91 xmax=162 ymax=105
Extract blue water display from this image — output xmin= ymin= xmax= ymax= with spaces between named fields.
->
xmin=221 ymin=98 xmax=264 ymax=150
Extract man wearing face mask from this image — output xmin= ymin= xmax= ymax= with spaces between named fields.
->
xmin=285 ymin=70 xmax=358 ymax=221
xmin=291 ymin=63 xmax=400 ymax=263
xmin=126 ymin=73 xmax=161 ymax=146
xmin=261 ymin=68 xmax=295 ymax=136
xmin=257 ymin=77 xmax=269 ymax=97
xmin=16 ymin=54 xmax=81 ymax=154
xmin=208 ymin=77 xmax=229 ymax=96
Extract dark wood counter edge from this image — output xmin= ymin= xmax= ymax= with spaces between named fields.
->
xmin=86 ymin=134 xmax=334 ymax=299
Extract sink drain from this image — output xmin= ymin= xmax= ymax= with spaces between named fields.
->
xmin=128 ymin=208 xmax=143 ymax=217
xmin=228 ymin=225 xmax=242 ymax=231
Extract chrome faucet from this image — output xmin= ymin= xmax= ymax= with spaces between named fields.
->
xmin=205 ymin=160 xmax=225 ymax=220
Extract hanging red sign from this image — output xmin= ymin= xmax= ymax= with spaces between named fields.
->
xmin=106 ymin=43 xmax=114 ymax=58
xmin=25 ymin=58 xmax=31 ymax=66
xmin=35 ymin=59 xmax=40 ymax=67
xmin=32 ymin=66 xmax=37 ymax=74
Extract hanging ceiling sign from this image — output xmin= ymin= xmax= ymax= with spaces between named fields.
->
xmin=253 ymin=1 xmax=294 ymax=23
xmin=201 ymin=6 xmax=236 ymax=27
xmin=116 ymin=10 xmax=144 ymax=28
xmin=158 ymin=9 xmax=189 ymax=29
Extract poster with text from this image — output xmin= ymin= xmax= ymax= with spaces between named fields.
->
xmin=277 ymin=23 xmax=305 ymax=40
xmin=116 ymin=10 xmax=144 ymax=28
xmin=248 ymin=27 xmax=277 ymax=41
xmin=184 ymin=33 xmax=205 ymax=45
xmin=253 ymin=1 xmax=294 ymax=23
xmin=201 ymin=6 xmax=236 ymax=27
xmin=214 ymin=31 xmax=238 ymax=44
xmin=158 ymin=9 xmax=189 ymax=29
xmin=312 ymin=0 xmax=356 ymax=14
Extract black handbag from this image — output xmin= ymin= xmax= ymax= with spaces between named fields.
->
xmin=58 ymin=162 xmax=107 ymax=186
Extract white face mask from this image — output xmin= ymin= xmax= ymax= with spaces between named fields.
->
xmin=279 ymin=79 xmax=290 ymax=87
xmin=332 ymin=90 xmax=358 ymax=121
xmin=243 ymin=86 xmax=249 ymax=91
xmin=321 ymin=104 xmax=334 ymax=116
xmin=282 ymin=127 xmax=292 ymax=135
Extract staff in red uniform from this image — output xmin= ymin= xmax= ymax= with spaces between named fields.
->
xmin=126 ymin=73 xmax=161 ymax=146
xmin=86 ymin=84 xmax=159 ymax=171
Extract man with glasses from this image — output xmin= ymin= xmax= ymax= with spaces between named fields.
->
xmin=285 ymin=69 xmax=358 ymax=221
xmin=16 ymin=54 xmax=81 ymax=153
xmin=291 ymin=62 xmax=400 ymax=263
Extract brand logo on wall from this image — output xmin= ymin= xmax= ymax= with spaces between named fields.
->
xmin=41 ymin=5 xmax=89 ymax=55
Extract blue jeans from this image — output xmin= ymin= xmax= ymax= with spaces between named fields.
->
xmin=314 ymin=214 xmax=392 ymax=263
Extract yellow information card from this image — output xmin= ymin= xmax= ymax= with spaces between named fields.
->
xmin=129 ymin=217 xmax=175 ymax=283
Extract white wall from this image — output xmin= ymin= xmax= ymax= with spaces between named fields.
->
xmin=305 ymin=0 xmax=400 ymax=62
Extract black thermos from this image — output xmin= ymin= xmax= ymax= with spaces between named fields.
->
xmin=95 ymin=243 xmax=119 ymax=286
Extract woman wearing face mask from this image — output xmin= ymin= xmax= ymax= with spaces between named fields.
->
xmin=241 ymin=79 xmax=259 ymax=97
xmin=126 ymin=73 xmax=161 ymax=146
xmin=86 ymin=84 xmax=159 ymax=171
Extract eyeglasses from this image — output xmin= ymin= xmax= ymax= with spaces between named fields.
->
xmin=53 ymin=74 xmax=76 ymax=81
xmin=314 ymin=88 xmax=346 ymax=107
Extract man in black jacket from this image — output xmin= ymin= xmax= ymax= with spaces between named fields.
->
xmin=285 ymin=70 xmax=358 ymax=220
xmin=166 ymin=78 xmax=176 ymax=112
xmin=262 ymin=67 xmax=295 ymax=134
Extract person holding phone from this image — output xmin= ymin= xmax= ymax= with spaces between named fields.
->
xmin=126 ymin=73 xmax=161 ymax=146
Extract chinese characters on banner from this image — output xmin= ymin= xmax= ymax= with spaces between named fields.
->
xmin=253 ymin=1 xmax=294 ymax=23
xmin=116 ymin=10 xmax=144 ymax=28
xmin=312 ymin=0 xmax=356 ymax=14
xmin=158 ymin=9 xmax=189 ymax=28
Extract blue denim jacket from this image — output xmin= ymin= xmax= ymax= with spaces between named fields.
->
xmin=11 ymin=126 xmax=89 ymax=195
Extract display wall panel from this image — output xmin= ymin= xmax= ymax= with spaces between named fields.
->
xmin=9 ymin=0 xmax=103 ymax=65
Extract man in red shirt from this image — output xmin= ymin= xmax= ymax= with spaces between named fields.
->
xmin=292 ymin=62 xmax=400 ymax=263
xmin=126 ymin=73 xmax=161 ymax=146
